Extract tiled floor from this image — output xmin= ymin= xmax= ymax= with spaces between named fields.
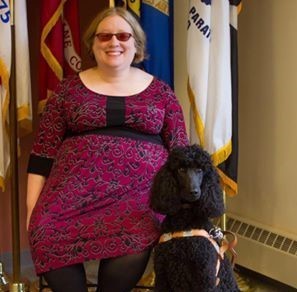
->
xmin=3 ymin=262 xmax=297 ymax=291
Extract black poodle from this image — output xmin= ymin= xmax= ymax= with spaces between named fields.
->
xmin=150 ymin=144 xmax=239 ymax=292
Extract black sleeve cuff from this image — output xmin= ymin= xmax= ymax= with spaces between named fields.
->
xmin=27 ymin=154 xmax=54 ymax=177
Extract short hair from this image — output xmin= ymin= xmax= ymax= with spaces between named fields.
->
xmin=83 ymin=7 xmax=147 ymax=64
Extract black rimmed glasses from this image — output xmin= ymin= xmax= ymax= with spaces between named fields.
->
xmin=95 ymin=32 xmax=133 ymax=42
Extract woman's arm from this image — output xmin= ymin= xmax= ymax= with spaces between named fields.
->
xmin=160 ymin=83 xmax=189 ymax=150
xmin=26 ymin=79 xmax=69 ymax=230
xmin=26 ymin=173 xmax=46 ymax=230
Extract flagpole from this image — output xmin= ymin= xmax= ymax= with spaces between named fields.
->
xmin=221 ymin=190 xmax=227 ymax=230
xmin=9 ymin=0 xmax=29 ymax=290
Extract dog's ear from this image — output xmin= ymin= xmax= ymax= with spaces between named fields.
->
xmin=200 ymin=165 xmax=225 ymax=218
xmin=150 ymin=164 xmax=180 ymax=215
xmin=192 ymin=145 xmax=225 ymax=217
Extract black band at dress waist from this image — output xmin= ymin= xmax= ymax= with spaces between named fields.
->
xmin=65 ymin=126 xmax=164 ymax=145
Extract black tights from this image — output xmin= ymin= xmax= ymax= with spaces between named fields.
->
xmin=42 ymin=250 xmax=151 ymax=292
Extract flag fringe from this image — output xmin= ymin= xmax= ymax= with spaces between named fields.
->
xmin=40 ymin=1 xmax=64 ymax=82
xmin=188 ymin=78 xmax=232 ymax=166
xmin=187 ymin=79 xmax=205 ymax=147
xmin=188 ymin=78 xmax=235 ymax=195
xmin=217 ymin=167 xmax=238 ymax=196
xmin=38 ymin=88 xmax=53 ymax=114
xmin=0 ymin=176 xmax=5 ymax=192
xmin=17 ymin=105 xmax=32 ymax=136
xmin=0 ymin=57 xmax=10 ymax=190
xmin=109 ymin=0 xmax=115 ymax=8
xmin=38 ymin=99 xmax=48 ymax=114
xmin=212 ymin=139 xmax=232 ymax=167
xmin=0 ymin=58 xmax=10 ymax=126
xmin=237 ymin=2 xmax=243 ymax=14
xmin=127 ymin=0 xmax=141 ymax=17
xmin=17 ymin=104 xmax=31 ymax=122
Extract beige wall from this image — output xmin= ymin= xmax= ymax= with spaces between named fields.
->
xmin=174 ymin=0 xmax=297 ymax=238
xmin=228 ymin=0 xmax=297 ymax=236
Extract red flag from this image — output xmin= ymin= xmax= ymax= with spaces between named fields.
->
xmin=38 ymin=0 xmax=81 ymax=113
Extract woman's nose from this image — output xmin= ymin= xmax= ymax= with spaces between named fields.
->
xmin=109 ymin=35 xmax=119 ymax=44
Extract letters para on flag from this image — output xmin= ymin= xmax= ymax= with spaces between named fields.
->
xmin=187 ymin=0 xmax=241 ymax=196
xmin=112 ymin=0 xmax=174 ymax=88
xmin=39 ymin=0 xmax=81 ymax=113
xmin=0 ymin=0 xmax=32 ymax=191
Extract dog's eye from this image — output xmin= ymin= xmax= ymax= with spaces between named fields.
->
xmin=178 ymin=167 xmax=186 ymax=173
xmin=194 ymin=168 xmax=203 ymax=175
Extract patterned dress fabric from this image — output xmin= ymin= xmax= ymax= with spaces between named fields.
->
xmin=27 ymin=75 xmax=189 ymax=274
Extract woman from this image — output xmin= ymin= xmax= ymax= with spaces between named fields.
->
xmin=27 ymin=7 xmax=188 ymax=292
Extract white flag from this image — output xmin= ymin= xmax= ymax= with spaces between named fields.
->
xmin=0 ymin=0 xmax=12 ymax=191
xmin=15 ymin=0 xmax=32 ymax=136
xmin=187 ymin=0 xmax=240 ymax=195
xmin=187 ymin=0 xmax=232 ymax=163
xmin=0 ymin=0 xmax=32 ymax=191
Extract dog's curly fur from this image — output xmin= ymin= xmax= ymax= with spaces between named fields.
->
xmin=150 ymin=144 xmax=239 ymax=292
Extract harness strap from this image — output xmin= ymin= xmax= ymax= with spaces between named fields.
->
xmin=158 ymin=229 xmax=238 ymax=286
xmin=221 ymin=230 xmax=238 ymax=267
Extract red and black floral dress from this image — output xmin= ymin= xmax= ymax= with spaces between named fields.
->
xmin=27 ymin=75 xmax=189 ymax=274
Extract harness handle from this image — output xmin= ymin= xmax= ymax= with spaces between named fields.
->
xmin=220 ymin=230 xmax=238 ymax=267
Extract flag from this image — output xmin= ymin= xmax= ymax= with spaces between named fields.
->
xmin=187 ymin=0 xmax=241 ymax=196
xmin=112 ymin=0 xmax=174 ymax=88
xmin=15 ymin=0 xmax=33 ymax=137
xmin=110 ymin=0 xmax=141 ymax=17
xmin=0 ymin=0 xmax=32 ymax=191
xmin=141 ymin=0 xmax=174 ymax=88
xmin=0 ymin=0 xmax=11 ymax=191
xmin=39 ymin=0 xmax=81 ymax=113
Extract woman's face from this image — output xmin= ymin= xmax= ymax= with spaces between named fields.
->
xmin=93 ymin=15 xmax=137 ymax=71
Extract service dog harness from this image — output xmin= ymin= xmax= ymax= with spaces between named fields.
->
xmin=158 ymin=228 xmax=238 ymax=286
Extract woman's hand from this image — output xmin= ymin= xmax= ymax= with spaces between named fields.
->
xmin=26 ymin=173 xmax=46 ymax=231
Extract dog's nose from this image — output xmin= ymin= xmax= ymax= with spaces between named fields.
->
xmin=189 ymin=189 xmax=201 ymax=200
xmin=190 ymin=190 xmax=199 ymax=195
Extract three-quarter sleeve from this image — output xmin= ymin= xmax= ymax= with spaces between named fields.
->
xmin=161 ymin=83 xmax=189 ymax=150
xmin=27 ymin=80 xmax=68 ymax=177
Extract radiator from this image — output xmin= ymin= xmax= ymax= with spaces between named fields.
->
xmin=226 ymin=213 xmax=297 ymax=288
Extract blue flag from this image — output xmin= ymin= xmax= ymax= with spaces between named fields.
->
xmin=140 ymin=1 xmax=174 ymax=88
xmin=112 ymin=0 xmax=174 ymax=88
